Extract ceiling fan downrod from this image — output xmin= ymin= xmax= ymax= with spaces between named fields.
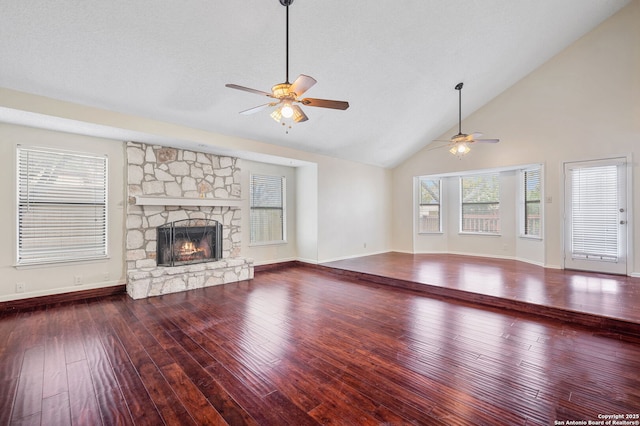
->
xmin=455 ymin=82 xmax=463 ymax=135
xmin=280 ymin=0 xmax=294 ymax=84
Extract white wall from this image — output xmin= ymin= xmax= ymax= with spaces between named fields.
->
xmin=0 ymin=87 xmax=393 ymax=299
xmin=241 ymin=159 xmax=298 ymax=265
xmin=317 ymin=157 xmax=392 ymax=262
xmin=4 ymin=0 xmax=634 ymax=302
xmin=296 ymin=164 xmax=318 ymax=264
xmin=393 ymin=0 xmax=640 ymax=273
xmin=0 ymin=123 xmax=126 ymax=301
xmin=240 ymin=156 xmax=393 ymax=265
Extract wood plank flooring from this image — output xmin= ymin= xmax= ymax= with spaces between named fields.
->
xmin=1 ymin=263 xmax=640 ymax=425
xmin=321 ymin=253 xmax=640 ymax=336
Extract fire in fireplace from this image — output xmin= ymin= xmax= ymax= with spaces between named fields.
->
xmin=156 ymin=219 xmax=222 ymax=266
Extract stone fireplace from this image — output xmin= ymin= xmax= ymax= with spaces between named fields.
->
xmin=125 ymin=142 xmax=253 ymax=299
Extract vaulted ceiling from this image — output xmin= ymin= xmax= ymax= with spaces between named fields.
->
xmin=0 ymin=0 xmax=630 ymax=167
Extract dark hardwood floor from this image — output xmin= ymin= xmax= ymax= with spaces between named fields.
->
xmin=321 ymin=253 xmax=640 ymax=337
xmin=2 ymin=260 xmax=640 ymax=425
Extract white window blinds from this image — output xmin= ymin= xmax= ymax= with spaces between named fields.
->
xmin=418 ymin=178 xmax=441 ymax=233
xmin=17 ymin=146 xmax=108 ymax=265
xmin=250 ymin=174 xmax=285 ymax=243
xmin=570 ymin=165 xmax=618 ymax=261
xmin=524 ymin=168 xmax=542 ymax=237
xmin=460 ymin=173 xmax=500 ymax=233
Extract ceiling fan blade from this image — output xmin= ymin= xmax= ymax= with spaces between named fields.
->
xmin=475 ymin=138 xmax=500 ymax=143
xmin=425 ymin=142 xmax=450 ymax=152
xmin=292 ymin=105 xmax=308 ymax=123
xmin=300 ymin=98 xmax=350 ymax=110
xmin=225 ymin=84 xmax=274 ymax=98
xmin=239 ymin=103 xmax=277 ymax=115
xmin=290 ymin=74 xmax=317 ymax=97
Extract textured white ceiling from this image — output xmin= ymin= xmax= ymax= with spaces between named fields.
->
xmin=0 ymin=0 xmax=630 ymax=167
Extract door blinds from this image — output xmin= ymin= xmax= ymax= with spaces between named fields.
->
xmin=570 ymin=164 xmax=618 ymax=261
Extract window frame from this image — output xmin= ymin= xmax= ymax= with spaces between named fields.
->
xmin=459 ymin=172 xmax=500 ymax=235
xmin=417 ymin=177 xmax=442 ymax=234
xmin=520 ymin=166 xmax=543 ymax=239
xmin=16 ymin=145 xmax=109 ymax=266
xmin=249 ymin=173 xmax=287 ymax=246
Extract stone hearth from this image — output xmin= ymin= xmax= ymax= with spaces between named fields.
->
xmin=127 ymin=258 xmax=253 ymax=300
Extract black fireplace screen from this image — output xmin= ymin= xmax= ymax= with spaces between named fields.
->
xmin=156 ymin=219 xmax=222 ymax=266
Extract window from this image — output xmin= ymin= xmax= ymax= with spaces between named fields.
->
xmin=460 ymin=173 xmax=499 ymax=234
xmin=418 ymin=178 xmax=441 ymax=233
xmin=17 ymin=146 xmax=108 ymax=265
xmin=250 ymin=174 xmax=285 ymax=244
xmin=523 ymin=167 xmax=542 ymax=237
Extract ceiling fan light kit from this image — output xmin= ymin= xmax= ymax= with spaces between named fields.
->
xmin=450 ymin=142 xmax=471 ymax=156
xmin=445 ymin=82 xmax=500 ymax=158
xmin=226 ymin=0 xmax=349 ymax=131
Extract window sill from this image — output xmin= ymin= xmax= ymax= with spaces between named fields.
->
xmin=458 ymin=232 xmax=501 ymax=237
xmin=519 ymin=234 xmax=543 ymax=241
xmin=14 ymin=256 xmax=111 ymax=269
xmin=249 ymin=241 xmax=288 ymax=247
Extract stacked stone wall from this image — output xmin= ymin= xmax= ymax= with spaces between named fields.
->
xmin=125 ymin=141 xmax=252 ymax=299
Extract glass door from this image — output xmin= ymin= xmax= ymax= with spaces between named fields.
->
xmin=564 ymin=158 xmax=628 ymax=275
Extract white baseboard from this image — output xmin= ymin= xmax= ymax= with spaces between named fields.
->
xmin=317 ymin=250 xmax=391 ymax=264
xmin=413 ymin=250 xmax=559 ymax=270
xmin=515 ymin=257 xmax=546 ymax=268
xmin=446 ymin=250 xmax=516 ymax=261
xmin=390 ymin=249 xmax=415 ymax=254
xmin=295 ymin=257 xmax=319 ymax=265
xmin=543 ymin=264 xmax=563 ymax=270
xmin=252 ymin=257 xmax=298 ymax=267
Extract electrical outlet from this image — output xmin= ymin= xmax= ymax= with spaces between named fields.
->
xmin=16 ymin=282 xmax=25 ymax=293
xmin=74 ymin=275 xmax=83 ymax=285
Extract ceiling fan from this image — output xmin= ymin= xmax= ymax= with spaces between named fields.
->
xmin=225 ymin=0 xmax=349 ymax=129
xmin=434 ymin=82 xmax=499 ymax=157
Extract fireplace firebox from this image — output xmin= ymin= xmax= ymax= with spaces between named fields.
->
xmin=156 ymin=219 xmax=222 ymax=266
